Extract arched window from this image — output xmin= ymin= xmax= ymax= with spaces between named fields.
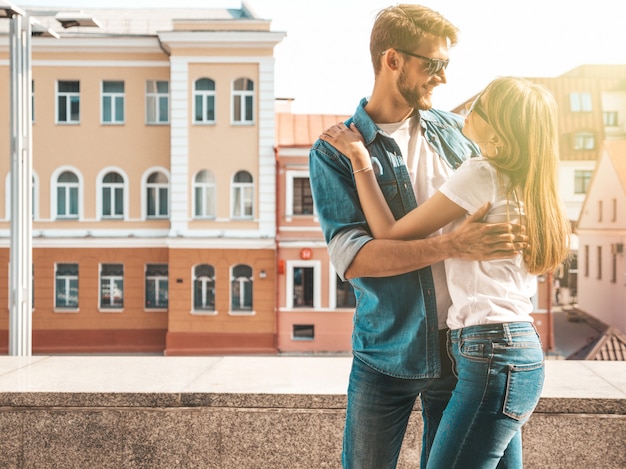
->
xmin=231 ymin=264 xmax=252 ymax=311
xmin=56 ymin=171 xmax=79 ymax=219
xmin=231 ymin=170 xmax=253 ymax=219
xmin=146 ymin=171 xmax=169 ymax=218
xmin=194 ymin=264 xmax=215 ymax=312
xmin=194 ymin=170 xmax=216 ymax=218
xmin=194 ymin=78 xmax=216 ymax=123
xmin=232 ymin=77 xmax=254 ymax=124
xmin=102 ymin=172 xmax=124 ymax=218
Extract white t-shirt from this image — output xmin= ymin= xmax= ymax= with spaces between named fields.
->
xmin=438 ymin=157 xmax=536 ymax=329
xmin=378 ymin=117 xmax=454 ymax=329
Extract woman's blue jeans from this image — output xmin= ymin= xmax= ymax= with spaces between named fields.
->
xmin=342 ymin=329 xmax=455 ymax=469
xmin=426 ymin=322 xmax=545 ymax=469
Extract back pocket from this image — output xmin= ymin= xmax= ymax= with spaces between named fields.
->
xmin=502 ymin=361 xmax=544 ymax=421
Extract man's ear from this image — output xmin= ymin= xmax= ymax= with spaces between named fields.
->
xmin=383 ymin=49 xmax=400 ymax=70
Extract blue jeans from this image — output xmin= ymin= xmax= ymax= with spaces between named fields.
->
xmin=426 ymin=322 xmax=545 ymax=469
xmin=342 ymin=329 xmax=455 ymax=469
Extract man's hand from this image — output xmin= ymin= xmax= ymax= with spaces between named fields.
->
xmin=447 ymin=203 xmax=527 ymax=261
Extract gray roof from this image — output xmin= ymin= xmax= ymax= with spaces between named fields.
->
xmin=1 ymin=3 xmax=267 ymax=36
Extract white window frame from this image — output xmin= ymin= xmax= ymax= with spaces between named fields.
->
xmin=99 ymin=263 xmax=124 ymax=311
xmin=146 ymin=79 xmax=169 ymax=124
xmin=231 ymin=77 xmax=254 ymax=125
xmin=144 ymin=169 xmax=169 ymax=219
xmin=286 ymin=260 xmax=321 ymax=309
xmin=145 ymin=264 xmax=168 ymax=310
xmin=96 ymin=168 xmax=129 ymax=220
xmin=573 ymin=131 xmax=595 ymax=150
xmin=192 ymin=264 xmax=216 ymax=315
xmin=101 ymin=80 xmax=125 ymax=124
xmin=54 ymin=262 xmax=79 ymax=311
xmin=328 ymin=264 xmax=356 ymax=310
xmin=56 ymin=80 xmax=80 ymax=124
xmin=193 ymin=78 xmax=216 ymax=124
xmin=231 ymin=170 xmax=254 ymax=219
xmin=285 ymin=170 xmax=316 ymax=220
xmin=193 ymin=170 xmax=217 ymax=219
xmin=569 ymin=92 xmax=592 ymax=112
xmin=50 ymin=167 xmax=83 ymax=221
xmin=229 ymin=264 xmax=254 ymax=315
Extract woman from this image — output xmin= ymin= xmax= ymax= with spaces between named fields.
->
xmin=320 ymin=77 xmax=570 ymax=469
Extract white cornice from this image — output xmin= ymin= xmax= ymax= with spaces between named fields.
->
xmin=158 ymin=30 xmax=286 ymax=53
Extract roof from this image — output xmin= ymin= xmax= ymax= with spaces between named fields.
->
xmin=1 ymin=4 xmax=266 ymax=36
xmin=604 ymin=140 xmax=626 ymax=194
xmin=568 ymin=326 xmax=626 ymax=361
xmin=276 ymin=112 xmax=351 ymax=148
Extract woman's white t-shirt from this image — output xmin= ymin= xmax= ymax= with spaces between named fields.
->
xmin=438 ymin=157 xmax=536 ymax=330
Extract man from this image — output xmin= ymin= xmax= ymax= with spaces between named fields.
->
xmin=309 ymin=4 xmax=524 ymax=468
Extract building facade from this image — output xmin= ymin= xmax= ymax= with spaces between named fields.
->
xmin=0 ymin=5 xmax=284 ymax=354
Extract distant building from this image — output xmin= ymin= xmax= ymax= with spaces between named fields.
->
xmin=0 ymin=5 xmax=285 ymax=354
xmin=576 ymin=140 xmax=626 ymax=334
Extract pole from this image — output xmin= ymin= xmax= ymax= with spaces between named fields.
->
xmin=8 ymin=13 xmax=33 ymax=356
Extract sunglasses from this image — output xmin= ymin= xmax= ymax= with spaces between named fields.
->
xmin=468 ymin=95 xmax=489 ymax=123
xmin=395 ymin=49 xmax=449 ymax=76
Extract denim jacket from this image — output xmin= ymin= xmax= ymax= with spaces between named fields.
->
xmin=309 ymin=98 xmax=479 ymax=378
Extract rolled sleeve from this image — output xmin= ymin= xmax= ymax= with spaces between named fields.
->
xmin=328 ymin=227 xmax=372 ymax=281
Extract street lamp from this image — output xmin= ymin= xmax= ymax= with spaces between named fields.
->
xmin=2 ymin=3 xmax=99 ymax=355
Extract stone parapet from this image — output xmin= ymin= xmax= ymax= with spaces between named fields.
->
xmin=0 ymin=357 xmax=624 ymax=468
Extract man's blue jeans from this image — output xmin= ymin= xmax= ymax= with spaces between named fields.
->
xmin=426 ymin=322 xmax=545 ymax=469
xmin=342 ymin=329 xmax=455 ymax=469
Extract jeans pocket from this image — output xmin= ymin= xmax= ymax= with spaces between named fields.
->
xmin=503 ymin=360 xmax=544 ymax=421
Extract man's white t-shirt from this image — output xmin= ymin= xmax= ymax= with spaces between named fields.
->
xmin=378 ymin=116 xmax=454 ymax=329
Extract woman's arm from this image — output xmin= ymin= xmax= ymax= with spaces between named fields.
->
xmin=320 ymin=122 xmax=468 ymax=240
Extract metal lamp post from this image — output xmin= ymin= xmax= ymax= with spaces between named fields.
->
xmin=2 ymin=2 xmax=96 ymax=356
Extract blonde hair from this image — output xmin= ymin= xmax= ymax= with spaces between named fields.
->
xmin=481 ymin=77 xmax=570 ymax=274
xmin=370 ymin=4 xmax=459 ymax=74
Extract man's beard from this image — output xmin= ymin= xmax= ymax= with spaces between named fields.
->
xmin=397 ymin=66 xmax=431 ymax=111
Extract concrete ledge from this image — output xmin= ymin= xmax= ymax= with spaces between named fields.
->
xmin=0 ymin=357 xmax=625 ymax=468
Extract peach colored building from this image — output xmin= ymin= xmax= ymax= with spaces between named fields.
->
xmin=274 ymin=110 xmax=354 ymax=353
xmin=0 ymin=5 xmax=284 ymax=355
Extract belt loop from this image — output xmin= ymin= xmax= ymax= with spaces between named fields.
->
xmin=503 ymin=323 xmax=512 ymax=344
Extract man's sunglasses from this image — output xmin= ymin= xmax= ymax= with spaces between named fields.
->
xmin=395 ymin=49 xmax=449 ymax=76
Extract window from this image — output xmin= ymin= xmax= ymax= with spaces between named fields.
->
xmin=31 ymin=80 xmax=34 ymax=122
xmin=56 ymin=171 xmax=79 ymax=219
xmin=102 ymin=80 xmax=125 ymax=124
xmin=194 ymin=78 xmax=216 ymax=123
xmin=604 ymin=111 xmax=618 ymax=127
xmin=194 ymin=170 xmax=216 ymax=218
xmin=292 ymin=177 xmax=314 ymax=215
xmin=193 ymin=264 xmax=215 ymax=312
xmin=292 ymin=325 xmax=314 ymax=341
xmin=55 ymin=263 xmax=78 ymax=309
xmin=102 ymin=172 xmax=124 ymax=218
xmin=574 ymin=170 xmax=593 ymax=194
xmin=57 ymin=80 xmax=80 ymax=123
xmin=232 ymin=77 xmax=254 ymax=124
xmin=293 ymin=266 xmax=314 ymax=307
xmin=597 ymin=246 xmax=602 ymax=280
xmin=231 ymin=264 xmax=253 ymax=312
xmin=146 ymin=80 xmax=169 ymax=124
xmin=146 ymin=172 xmax=169 ymax=218
xmin=598 ymin=200 xmax=603 ymax=223
xmin=612 ymin=198 xmax=617 ymax=222
xmin=584 ymin=245 xmax=589 ymax=277
xmin=100 ymin=263 xmax=124 ymax=309
xmin=145 ymin=264 xmax=168 ymax=309
xmin=232 ymin=170 xmax=253 ymax=218
xmin=611 ymin=253 xmax=617 ymax=284
xmin=573 ymin=132 xmax=594 ymax=150
xmin=336 ymin=275 xmax=356 ymax=308
xmin=569 ymin=92 xmax=592 ymax=112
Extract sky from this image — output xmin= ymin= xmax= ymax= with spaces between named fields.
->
xmin=19 ymin=0 xmax=626 ymax=114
